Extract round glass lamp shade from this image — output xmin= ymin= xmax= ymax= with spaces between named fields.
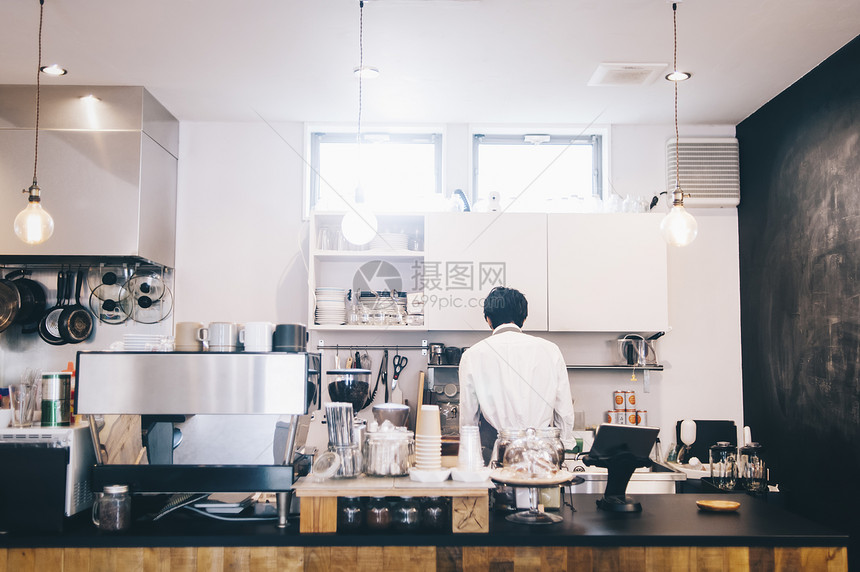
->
xmin=660 ymin=205 xmax=697 ymax=247
xmin=14 ymin=201 xmax=54 ymax=245
xmin=341 ymin=207 xmax=378 ymax=246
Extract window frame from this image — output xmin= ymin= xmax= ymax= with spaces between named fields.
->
xmin=307 ymin=130 xmax=443 ymax=215
xmin=471 ymin=132 xmax=604 ymax=208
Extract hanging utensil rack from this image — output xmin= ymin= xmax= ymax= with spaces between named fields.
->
xmin=316 ymin=339 xmax=428 ymax=356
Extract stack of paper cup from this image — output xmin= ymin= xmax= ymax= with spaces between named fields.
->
xmin=458 ymin=425 xmax=483 ymax=471
xmin=414 ymin=405 xmax=442 ymax=470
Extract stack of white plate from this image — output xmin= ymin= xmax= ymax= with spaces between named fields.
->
xmin=370 ymin=233 xmax=409 ymax=251
xmin=315 ymin=287 xmax=346 ymax=325
xmin=123 ymin=334 xmax=171 ymax=351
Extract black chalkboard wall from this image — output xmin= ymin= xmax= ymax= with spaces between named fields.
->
xmin=737 ymin=33 xmax=860 ymax=550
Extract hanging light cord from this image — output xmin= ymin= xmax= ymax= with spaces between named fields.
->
xmin=672 ymin=2 xmax=682 ymax=201
xmin=357 ymin=0 xmax=364 ymax=143
xmin=33 ymin=0 xmax=45 ymax=185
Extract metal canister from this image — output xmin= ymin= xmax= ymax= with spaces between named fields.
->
xmin=625 ymin=410 xmax=638 ymax=426
xmin=613 ymin=390 xmax=627 ymax=410
xmin=626 ymin=391 xmax=637 ymax=409
xmin=40 ymin=372 xmax=71 ymax=427
xmin=606 ymin=410 xmax=625 ymax=424
xmin=635 ymin=409 xmax=647 ymax=426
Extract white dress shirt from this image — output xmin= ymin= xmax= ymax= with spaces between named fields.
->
xmin=458 ymin=323 xmax=576 ymax=445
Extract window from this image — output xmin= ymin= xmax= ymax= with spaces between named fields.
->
xmin=472 ymin=133 xmax=603 ymax=212
xmin=308 ymin=132 xmax=442 ymax=214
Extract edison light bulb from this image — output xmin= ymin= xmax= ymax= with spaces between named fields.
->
xmin=14 ymin=196 xmax=54 ymax=245
xmin=341 ymin=205 xmax=378 ymax=246
xmin=660 ymin=204 xmax=697 ymax=247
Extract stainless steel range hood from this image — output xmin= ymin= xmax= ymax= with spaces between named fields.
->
xmin=0 ymin=86 xmax=178 ymax=267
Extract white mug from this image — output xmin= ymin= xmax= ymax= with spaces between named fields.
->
xmin=199 ymin=322 xmax=239 ymax=352
xmin=240 ymin=321 xmax=275 ymax=352
xmin=175 ymin=321 xmax=204 ymax=351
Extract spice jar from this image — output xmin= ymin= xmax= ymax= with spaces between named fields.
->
xmin=536 ymin=426 xmax=565 ymax=469
xmin=709 ymin=441 xmax=737 ymax=491
xmin=366 ymin=497 xmax=391 ymax=531
xmin=421 ymin=497 xmax=448 ymax=531
xmin=91 ymin=484 xmax=131 ymax=532
xmin=338 ymin=497 xmax=364 ymax=532
xmin=391 ymin=497 xmax=420 ymax=532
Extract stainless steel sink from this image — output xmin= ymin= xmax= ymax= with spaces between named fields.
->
xmin=564 ymin=460 xmax=686 ymax=494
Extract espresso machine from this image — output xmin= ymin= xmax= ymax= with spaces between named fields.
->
xmin=75 ymin=351 xmax=320 ymax=527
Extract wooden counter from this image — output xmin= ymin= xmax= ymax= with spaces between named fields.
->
xmin=0 ymin=494 xmax=849 ymax=571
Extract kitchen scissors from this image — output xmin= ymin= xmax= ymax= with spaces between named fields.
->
xmin=392 ymin=353 xmax=408 ymax=381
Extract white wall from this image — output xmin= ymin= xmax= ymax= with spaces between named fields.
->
xmin=173 ymin=121 xmax=743 ymax=452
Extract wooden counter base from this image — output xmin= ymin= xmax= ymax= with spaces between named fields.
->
xmin=0 ymin=544 xmax=847 ymax=571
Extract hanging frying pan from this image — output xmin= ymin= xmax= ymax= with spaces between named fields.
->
xmin=58 ymin=269 xmax=94 ymax=344
xmin=39 ymin=269 xmax=68 ymax=345
xmin=89 ymin=283 xmax=130 ymax=325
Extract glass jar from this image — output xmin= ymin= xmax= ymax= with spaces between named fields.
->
xmin=709 ymin=441 xmax=737 ymax=491
xmin=739 ymin=443 xmax=767 ymax=492
xmin=366 ymin=497 xmax=391 ymax=531
xmin=536 ymin=426 xmax=565 ymax=469
xmin=502 ymin=427 xmax=558 ymax=478
xmin=391 ymin=497 xmax=420 ymax=532
xmin=364 ymin=429 xmax=412 ymax=476
xmin=421 ymin=497 xmax=448 ymax=532
xmin=491 ymin=428 xmax=527 ymax=468
xmin=338 ymin=497 xmax=364 ymax=532
xmin=91 ymin=484 xmax=131 ymax=532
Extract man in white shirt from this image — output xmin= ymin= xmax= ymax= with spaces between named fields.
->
xmin=458 ymin=287 xmax=576 ymax=462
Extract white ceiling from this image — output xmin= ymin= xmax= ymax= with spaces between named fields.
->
xmin=1 ymin=0 xmax=859 ymax=125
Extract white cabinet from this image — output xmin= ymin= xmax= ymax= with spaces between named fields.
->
xmin=308 ymin=213 xmax=426 ymax=330
xmin=547 ymin=213 xmax=668 ymax=332
xmin=424 ymin=213 xmax=548 ymax=331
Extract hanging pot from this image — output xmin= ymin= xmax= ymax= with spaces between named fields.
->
xmin=39 ymin=269 xmax=68 ymax=345
xmin=7 ymin=270 xmax=47 ymax=332
xmin=0 ymin=278 xmax=21 ymax=334
xmin=58 ymin=269 xmax=94 ymax=344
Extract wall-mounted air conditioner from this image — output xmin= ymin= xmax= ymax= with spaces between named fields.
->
xmin=666 ymin=138 xmax=740 ymax=207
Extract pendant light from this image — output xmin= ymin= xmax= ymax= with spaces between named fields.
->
xmin=14 ymin=0 xmax=55 ymax=245
xmin=659 ymin=2 xmax=697 ymax=248
xmin=341 ymin=0 xmax=378 ymax=246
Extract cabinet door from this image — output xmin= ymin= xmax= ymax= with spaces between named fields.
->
xmin=424 ymin=213 xmax=547 ymax=331
xmin=547 ymin=213 xmax=668 ymax=332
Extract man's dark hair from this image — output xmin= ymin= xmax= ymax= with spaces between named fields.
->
xmin=483 ymin=286 xmax=528 ymax=328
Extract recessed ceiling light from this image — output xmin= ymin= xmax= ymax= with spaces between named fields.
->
xmin=666 ymin=70 xmax=691 ymax=82
xmin=80 ymin=94 xmax=100 ymax=102
xmin=353 ymin=66 xmax=379 ymax=79
xmin=39 ymin=64 xmax=67 ymax=76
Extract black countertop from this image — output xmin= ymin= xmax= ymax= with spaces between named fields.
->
xmin=0 ymin=494 xmax=847 ymax=549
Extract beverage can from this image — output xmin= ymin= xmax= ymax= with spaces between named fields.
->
xmin=626 ymin=391 xmax=637 ymax=408
xmin=626 ymin=410 xmax=638 ymax=426
xmin=606 ymin=410 xmax=625 ymax=424
xmin=613 ymin=390 xmax=627 ymax=411
xmin=635 ymin=409 xmax=647 ymax=426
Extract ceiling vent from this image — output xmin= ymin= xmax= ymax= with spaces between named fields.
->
xmin=667 ymin=138 xmax=740 ymax=207
xmin=588 ymin=63 xmax=668 ymax=87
